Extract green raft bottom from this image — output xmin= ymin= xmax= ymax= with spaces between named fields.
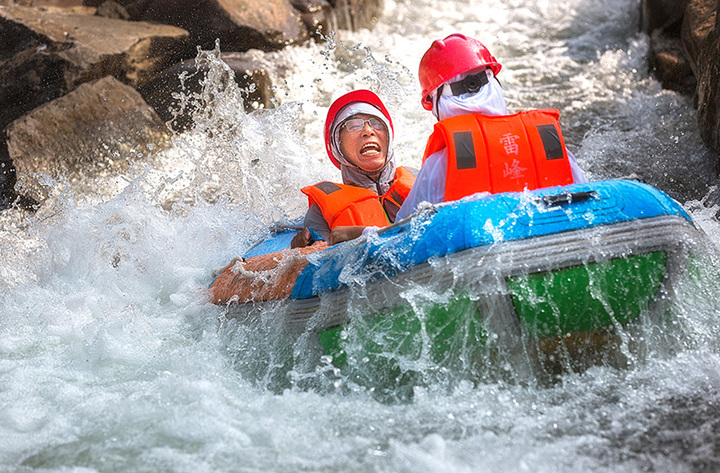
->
xmin=317 ymin=251 xmax=668 ymax=368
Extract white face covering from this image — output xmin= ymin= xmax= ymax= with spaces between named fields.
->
xmin=429 ymin=68 xmax=509 ymax=120
xmin=329 ymin=103 xmax=396 ymax=195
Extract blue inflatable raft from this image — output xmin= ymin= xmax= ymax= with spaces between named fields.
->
xmin=209 ymin=179 xmax=712 ymax=376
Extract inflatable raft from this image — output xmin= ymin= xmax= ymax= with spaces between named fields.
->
xmin=208 ymin=179 xmax=711 ymax=376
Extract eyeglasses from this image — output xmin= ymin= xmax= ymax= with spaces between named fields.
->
xmin=342 ymin=117 xmax=387 ymax=133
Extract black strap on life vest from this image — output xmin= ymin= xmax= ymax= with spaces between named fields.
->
xmin=452 ymin=131 xmax=477 ymax=170
xmin=315 ymin=181 xmax=342 ymax=194
xmin=536 ymin=124 xmax=564 ymax=160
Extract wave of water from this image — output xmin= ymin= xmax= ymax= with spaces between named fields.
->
xmin=2 ymin=0 xmax=720 ymax=471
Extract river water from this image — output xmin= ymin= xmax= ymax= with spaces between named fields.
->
xmin=3 ymin=0 xmax=720 ymax=471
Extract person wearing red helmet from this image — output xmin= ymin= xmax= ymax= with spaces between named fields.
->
xmin=291 ymin=90 xmax=416 ymax=248
xmin=396 ymin=33 xmax=586 ymax=221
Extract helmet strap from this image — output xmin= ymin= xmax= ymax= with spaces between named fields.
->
xmin=434 ymin=88 xmax=443 ymax=119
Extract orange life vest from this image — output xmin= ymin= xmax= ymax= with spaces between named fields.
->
xmin=302 ymin=166 xmax=416 ymax=229
xmin=423 ymin=110 xmax=574 ymax=202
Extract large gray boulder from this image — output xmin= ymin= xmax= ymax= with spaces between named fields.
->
xmin=82 ymin=0 xmax=379 ymax=37
xmin=7 ymin=75 xmax=171 ymax=203
xmin=123 ymin=0 xmax=308 ymax=52
xmin=0 ymin=4 xmax=189 ymax=131
xmin=0 ymin=0 xmax=387 ymax=210
xmin=138 ymin=51 xmax=276 ymax=131
xmin=331 ymin=0 xmax=383 ymax=31
xmin=289 ymin=0 xmax=334 ymax=39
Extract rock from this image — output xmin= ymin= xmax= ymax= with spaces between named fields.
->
xmin=641 ymin=0 xmax=691 ymax=32
xmin=0 ymin=4 xmax=189 ymax=132
xmin=331 ymin=0 xmax=383 ymax=31
xmin=124 ymin=0 xmax=308 ymax=52
xmin=681 ymin=0 xmax=716 ymax=74
xmin=95 ymin=0 xmax=130 ymax=19
xmin=18 ymin=1 xmax=85 ymax=5
xmin=694 ymin=10 xmax=720 ymax=159
xmin=642 ymin=0 xmax=696 ymax=93
xmin=0 ymin=138 xmax=37 ymax=211
xmin=220 ymin=51 xmax=276 ymax=110
xmin=6 ymin=76 xmax=171 ymax=203
xmin=0 ymin=139 xmax=19 ymax=210
xmin=643 ymin=0 xmax=719 ymax=158
xmin=649 ymin=30 xmax=697 ymax=93
xmin=0 ymin=0 xmax=386 ymax=210
xmin=83 ymin=0 xmax=133 ymax=6
xmin=682 ymin=0 xmax=720 ymax=159
xmin=289 ymin=0 xmax=334 ymax=39
xmin=137 ymin=51 xmax=276 ymax=131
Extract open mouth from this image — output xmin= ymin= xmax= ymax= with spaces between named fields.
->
xmin=360 ymin=143 xmax=381 ymax=156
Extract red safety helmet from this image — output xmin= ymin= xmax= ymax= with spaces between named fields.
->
xmin=418 ymin=33 xmax=502 ymax=110
xmin=324 ymin=89 xmax=393 ymax=169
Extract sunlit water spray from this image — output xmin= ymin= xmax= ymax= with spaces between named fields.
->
xmin=3 ymin=0 xmax=720 ymax=470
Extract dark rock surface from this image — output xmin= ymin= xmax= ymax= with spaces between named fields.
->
xmin=0 ymin=4 xmax=188 ymax=131
xmin=6 ymin=75 xmax=172 ymax=203
xmin=137 ymin=51 xmax=277 ymax=131
xmin=0 ymin=0 xmax=383 ymax=208
xmin=122 ymin=0 xmax=308 ymax=52
xmin=643 ymin=0 xmax=720 ymax=160
xmin=683 ymin=0 xmax=720 ymax=162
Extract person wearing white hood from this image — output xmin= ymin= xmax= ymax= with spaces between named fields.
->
xmin=291 ymin=90 xmax=416 ymax=248
xmin=395 ymin=33 xmax=586 ymax=221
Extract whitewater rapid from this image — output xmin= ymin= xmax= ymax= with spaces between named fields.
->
xmin=2 ymin=0 xmax=720 ymax=471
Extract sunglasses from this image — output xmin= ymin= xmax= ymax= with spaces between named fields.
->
xmin=342 ymin=117 xmax=387 ymax=133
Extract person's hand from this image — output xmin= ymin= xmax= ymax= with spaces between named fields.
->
xmin=290 ymin=227 xmax=313 ymax=248
xmin=328 ymin=226 xmax=365 ymax=245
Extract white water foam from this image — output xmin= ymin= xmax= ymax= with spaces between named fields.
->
xmin=2 ymin=0 xmax=720 ymax=471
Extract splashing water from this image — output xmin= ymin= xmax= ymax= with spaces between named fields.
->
xmin=3 ymin=0 xmax=720 ymax=471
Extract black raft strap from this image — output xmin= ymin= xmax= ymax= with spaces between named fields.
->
xmin=315 ymin=181 xmax=342 ymax=194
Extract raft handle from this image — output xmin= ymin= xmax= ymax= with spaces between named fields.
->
xmin=539 ymin=190 xmax=597 ymax=207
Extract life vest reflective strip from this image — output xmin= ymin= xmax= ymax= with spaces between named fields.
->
xmin=423 ymin=110 xmax=573 ymax=202
xmin=302 ymin=167 xmax=416 ymax=229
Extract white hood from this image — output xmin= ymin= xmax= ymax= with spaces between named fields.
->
xmin=429 ymin=68 xmax=508 ymax=120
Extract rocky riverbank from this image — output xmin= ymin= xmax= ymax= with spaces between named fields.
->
xmin=0 ymin=0 xmax=384 ymax=208
xmin=645 ymin=0 xmax=719 ymax=168
xmin=0 ymin=0 xmax=718 ymax=210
